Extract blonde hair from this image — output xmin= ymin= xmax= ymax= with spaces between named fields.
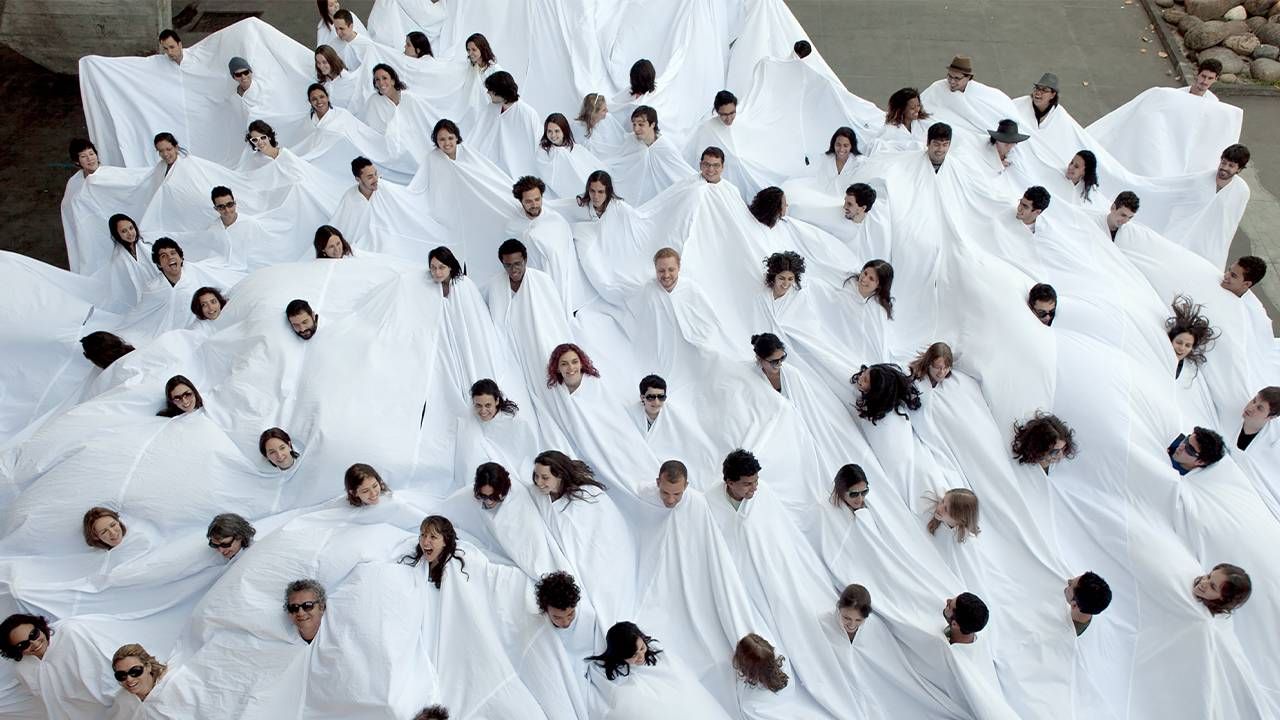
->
xmin=652 ymin=247 xmax=680 ymax=265
xmin=112 ymin=643 xmax=167 ymax=682
xmin=576 ymin=93 xmax=608 ymax=134
xmin=926 ymin=488 xmax=980 ymax=542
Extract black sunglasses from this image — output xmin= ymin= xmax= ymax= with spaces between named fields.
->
xmin=845 ymin=489 xmax=870 ymax=498
xmin=114 ymin=665 xmax=146 ymax=682
xmin=643 ymin=393 xmax=667 ymax=402
xmin=765 ymin=353 xmax=787 ymax=369
xmin=1182 ymin=436 xmax=1201 ymax=459
xmin=233 ymin=70 xmax=251 ymax=78
xmin=285 ymin=600 xmax=320 ymax=614
xmin=208 ymin=538 xmax=236 ymax=549
xmin=13 ymin=627 xmax=38 ymax=652
xmin=1034 ymin=308 xmax=1056 ymax=320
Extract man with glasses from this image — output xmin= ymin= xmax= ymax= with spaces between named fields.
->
xmin=636 ymin=374 xmax=667 ymax=432
xmin=920 ymin=55 xmax=1019 ymax=135
xmin=1027 ymin=283 xmax=1057 ymax=327
xmin=228 ymin=57 xmax=254 ymax=97
xmin=1168 ymin=427 xmax=1226 ymax=475
xmin=284 ymin=579 xmax=326 ymax=643
xmin=205 ymin=513 xmax=256 ymax=561
xmin=209 ymin=185 xmax=263 ymax=269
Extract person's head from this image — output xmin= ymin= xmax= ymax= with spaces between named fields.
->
xmin=206 ymin=512 xmax=256 ymax=560
xmin=314 ymin=45 xmax=346 ymax=82
xmin=108 ymin=213 xmax=141 ymax=250
xmin=372 ymin=63 xmax=407 ymax=97
xmin=531 ymin=450 xmax=605 ymax=501
xmin=945 ymin=55 xmax=974 ymax=91
xmin=1166 ymin=295 xmax=1219 ymax=367
xmin=631 ymin=106 xmax=659 ymax=143
xmin=540 ymin=112 xmax=575 ymax=151
xmin=653 ymin=246 xmax=680 ymax=291
xmin=258 ymin=427 xmax=298 ymax=470
xmin=843 ymin=183 xmax=876 ymax=221
xmin=851 ymin=362 xmax=922 ymax=424
xmin=69 ymin=138 xmax=100 ymax=174
xmin=713 ymin=90 xmax=737 ymax=126
xmin=928 ymin=488 xmax=981 ymax=542
xmin=722 ymin=448 xmax=762 ymax=502
xmin=576 ymin=92 xmax=609 ymax=130
xmin=244 ymin=119 xmax=278 ymax=155
xmin=1172 ymin=426 xmax=1226 ymax=469
xmin=1011 ymin=411 xmax=1078 ymax=466
xmin=945 ymin=592 xmax=989 ymax=637
xmin=1221 ymin=255 xmax=1267 ymax=296
xmin=1218 ymin=144 xmax=1250 ymax=181
xmin=313 ymin=225 xmax=352 ymax=258
xmin=1065 ymin=151 xmax=1099 ymax=200
xmin=909 ymin=341 xmax=954 ymax=386
xmin=111 ymin=644 xmax=166 ymax=701
xmin=332 ymin=8 xmax=356 ymax=41
xmin=470 ymin=378 xmax=519 ymax=421
xmin=405 ymin=31 xmax=433 ymax=58
xmin=1027 ymin=283 xmax=1057 ymax=326
xmin=80 ymin=331 xmax=135 ymax=369
xmin=1193 ymin=58 xmax=1222 ymax=95
xmin=307 ymin=82 xmax=332 ymax=118
xmin=751 ymin=332 xmax=787 ymax=380
xmin=656 ymin=459 xmax=688 ymax=508
xmin=699 ymin=146 xmax=725 ymax=184
xmin=431 ymin=118 xmax=462 ymax=158
xmin=153 ymin=132 xmax=180 ymax=166
xmin=83 ymin=506 xmax=126 ymax=549
xmin=545 ymin=343 xmax=600 ymax=390
xmin=190 ymin=286 xmax=227 ymax=321
xmin=473 ymin=462 xmax=511 ymax=510
xmin=159 ymin=374 xmax=202 ymax=417
xmin=926 ymin=122 xmax=952 ymax=165
xmin=793 ymin=40 xmax=813 ymax=58
xmin=351 ymin=156 xmax=378 ymax=195
xmin=344 ymin=463 xmax=389 ymax=506
xmin=413 ymin=706 xmax=449 ymax=720
xmin=733 ymin=634 xmax=789 ymax=693
xmin=1108 ymin=191 xmax=1140 ymax=231
xmin=830 ymin=463 xmax=870 ymax=513
xmin=158 ymin=29 xmax=183 ymax=64
xmin=284 ymin=579 xmax=326 ymax=642
xmin=465 ymin=33 xmax=496 ymax=67
xmin=513 ymin=175 xmax=546 ymax=218
xmin=427 ymin=246 xmax=463 ymax=285
xmin=1065 ymin=571 xmax=1112 ymax=616
xmin=1 ymin=614 xmax=52 ymax=661
xmin=228 ymin=56 xmax=253 ymax=91
xmin=825 ymin=126 xmax=861 ymax=161
xmin=629 ymin=58 xmax=656 ymax=96
xmin=151 ymin=236 xmax=184 ymax=283
xmin=1017 ymin=186 xmax=1051 ymax=225
xmin=535 ymin=570 xmax=581 ymax=628
xmin=848 ymin=259 xmax=895 ymax=318
xmin=1193 ymin=563 xmax=1251 ymax=615
xmin=579 ymin=169 xmax=620 ymax=214
xmin=1244 ymin=387 xmax=1280 ymax=423
xmin=763 ymin=249 xmax=804 ymax=294
xmin=750 ymin=187 xmax=789 ymax=229
xmin=837 ymin=584 xmax=872 ymax=636
xmin=483 ymin=71 xmax=519 ymax=105
xmin=885 ymin=87 xmax=928 ymax=127
xmin=497 ymin=238 xmax=527 ymax=286
xmin=285 ymin=299 xmax=318 ymax=340
xmin=1031 ymin=73 xmax=1060 ymax=113
xmin=402 ymin=515 xmax=463 ymax=588
xmin=586 ymin=622 xmax=661 ymax=681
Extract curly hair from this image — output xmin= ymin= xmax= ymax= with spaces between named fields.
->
xmin=733 ymin=634 xmax=789 ymax=693
xmin=545 ymin=343 xmax=601 ymax=388
xmin=885 ymin=87 xmax=929 ymax=127
xmin=851 ymin=363 xmax=921 ymax=424
xmin=0 ymin=614 xmax=53 ymax=661
xmin=399 ymin=516 xmax=467 ymax=589
xmin=535 ymin=570 xmax=581 ymax=612
xmin=112 ymin=643 xmax=167 ymax=683
xmin=1011 ymin=411 xmax=1078 ymax=465
xmin=749 ymin=187 xmax=787 ymax=228
xmin=763 ymin=251 xmax=806 ymax=289
xmin=722 ymin=448 xmax=762 ymax=482
xmin=1165 ymin=294 xmax=1219 ymax=369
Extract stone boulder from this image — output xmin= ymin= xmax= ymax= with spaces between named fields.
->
xmin=1225 ymin=32 xmax=1262 ymax=53
xmin=1272 ymin=2 xmax=1280 ymax=17
xmin=1257 ymin=21 xmax=1280 ymax=44
xmin=1199 ymin=45 xmax=1251 ymax=73
xmin=1254 ymin=42 xmax=1280 ymax=58
xmin=1186 ymin=0 xmax=1243 ymax=19
xmin=1221 ymin=72 xmax=1239 ymax=81
xmin=1165 ymin=6 xmax=1189 ymax=22
xmin=1185 ymin=19 xmax=1252 ymax=48
xmin=1226 ymin=5 xmax=1247 ymax=18
xmin=1252 ymin=56 xmax=1280 ymax=80
xmin=1244 ymin=0 xmax=1276 ymax=15
xmin=1156 ymin=0 xmax=1176 ymax=7
xmin=1180 ymin=14 xmax=1206 ymax=32
xmin=1247 ymin=15 xmax=1268 ymax=29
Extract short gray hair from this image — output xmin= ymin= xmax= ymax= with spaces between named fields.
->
xmin=206 ymin=513 xmax=256 ymax=546
xmin=284 ymin=578 xmax=326 ymax=608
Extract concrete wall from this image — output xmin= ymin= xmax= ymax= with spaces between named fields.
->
xmin=0 ymin=0 xmax=171 ymax=74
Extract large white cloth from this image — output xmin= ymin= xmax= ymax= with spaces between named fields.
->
xmin=1087 ymin=87 xmax=1243 ymax=177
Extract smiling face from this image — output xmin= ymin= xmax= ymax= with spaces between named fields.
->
xmin=309 ymin=87 xmax=331 ymax=117
xmin=213 ymin=194 xmax=237 ymax=226
xmin=93 ymin=516 xmax=125 ymax=547
xmin=627 ymin=637 xmax=648 ymax=666
xmin=476 ymin=483 xmax=504 ymax=510
xmin=419 ymin=526 xmax=445 ymax=564
xmin=771 ymin=270 xmax=796 ymax=299
xmin=333 ymin=18 xmax=354 ymax=42
xmin=7 ymin=624 xmax=47 ymax=659
xmin=197 ymin=292 xmax=223 ymax=320
xmin=355 ymin=476 xmax=382 ymax=505
xmin=699 ymin=154 xmax=724 ymax=184
xmin=928 ymin=358 xmax=952 ymax=384
xmin=725 ymin=473 xmax=759 ymax=502
xmin=655 ymin=256 xmax=680 ymax=292
xmin=832 ymin=136 xmax=852 ymax=162
xmin=209 ymin=535 xmax=243 ymax=560
xmin=532 ymin=463 xmax=562 ymax=496
xmin=839 ymin=607 xmax=866 ymax=635
xmin=632 ymin=115 xmax=656 ymax=145
xmin=547 ymin=605 xmax=576 ymax=629
xmin=114 ymin=657 xmax=155 ymax=699
xmin=472 ymin=393 xmax=498 ymax=422
xmin=927 ymin=138 xmax=950 ymax=165
xmin=155 ymin=140 xmax=179 ymax=167
xmin=500 ymin=253 xmax=526 ymax=287
xmin=373 ymin=69 xmax=394 ymax=96
xmin=264 ymin=437 xmax=294 ymax=470
xmin=435 ymin=128 xmax=458 ymax=159
xmin=842 ymin=480 xmax=869 ymax=511
xmin=466 ymin=41 xmax=481 ymax=65
xmin=315 ymin=53 xmax=331 ymax=77
xmin=1217 ymin=158 xmax=1240 ymax=183
xmin=520 ymin=187 xmax=543 ymax=219
xmin=557 ymin=350 xmax=583 ymax=389
xmin=248 ymin=130 xmax=273 ymax=155
xmin=1220 ymin=262 xmax=1252 ymax=296
xmin=1065 ymin=155 xmax=1086 ymax=183
xmin=1193 ymin=568 xmax=1230 ymax=601
xmin=545 ymin=121 xmax=565 ymax=146
xmin=114 ymin=218 xmax=138 ymax=246
xmin=856 ymin=267 xmax=879 ymax=298
xmin=428 ymin=257 xmax=452 ymax=284
xmin=946 ymin=70 xmax=971 ymax=92
xmin=233 ymin=69 xmax=253 ymax=92
xmin=76 ymin=147 xmax=100 ymax=175
xmin=287 ymin=590 xmax=324 ymax=641
xmin=322 ymin=233 xmax=345 ymax=258
xmin=905 ymin=97 xmax=921 ymax=121
xmin=1171 ymin=331 xmax=1195 ymax=361
xmin=169 ymin=383 xmax=197 ymax=414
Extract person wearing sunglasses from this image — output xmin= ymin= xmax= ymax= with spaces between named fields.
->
xmin=751 ymin=333 xmax=787 ymax=393
xmin=228 ymin=56 xmax=254 ymax=98
xmin=1168 ymin=427 xmax=1226 ymax=475
xmin=829 ymin=463 xmax=869 ymax=516
xmin=284 ymin=579 xmax=327 ymax=643
xmin=1010 ymin=411 xmax=1077 ymax=474
xmin=156 ymin=374 xmax=203 ymax=417
xmin=111 ymin=643 xmax=167 ymax=703
xmin=637 ymin=374 xmax=667 ymax=432
xmin=205 ymin=513 xmax=256 ymax=560
xmin=1027 ymin=283 xmax=1057 ymax=327
xmin=473 ymin=462 xmax=511 ymax=511
xmin=0 ymin=614 xmax=53 ymax=662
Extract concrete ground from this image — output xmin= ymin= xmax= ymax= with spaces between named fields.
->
xmin=1 ymin=0 xmax=1275 ymax=328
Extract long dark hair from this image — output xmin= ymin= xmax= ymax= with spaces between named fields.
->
xmin=313 ymin=225 xmax=353 ymax=258
xmin=824 ymin=126 xmax=862 ymax=157
xmin=1165 ymin=294 xmax=1218 ymax=369
xmin=157 ymin=375 xmax=203 ymax=417
xmin=539 ymin=112 xmax=576 ymax=151
xmin=1010 ymin=411 xmax=1078 ymax=465
xmin=465 ymin=33 xmax=496 ymax=68
xmin=585 ymin=622 xmax=662 ymax=681
xmin=851 ymin=363 xmax=921 ymax=423
xmin=399 ymin=515 xmax=467 ymax=589
xmin=828 ymin=463 xmax=868 ymax=514
xmin=0 ymin=614 xmax=53 ymax=661
xmin=107 ymin=213 xmax=142 ymax=250
xmin=406 ymin=31 xmax=432 ymax=58
xmin=749 ymin=187 xmax=787 ymax=228
xmin=629 ymin=59 xmax=656 ymax=96
xmin=1073 ymin=150 xmax=1099 ymax=201
xmin=534 ymin=450 xmax=606 ymax=503
xmin=190 ymin=287 xmax=228 ymax=321
xmin=576 ymin=170 xmax=622 ymax=213
xmin=428 ymin=246 xmax=464 ymax=281
xmin=846 ymin=260 xmax=895 ymax=319
xmin=885 ymin=88 xmax=929 ymax=126
xmin=371 ymin=63 xmax=407 ymax=93
xmin=470 ymin=378 xmax=518 ymax=415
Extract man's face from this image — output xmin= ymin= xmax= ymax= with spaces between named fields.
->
xmin=289 ymin=312 xmax=317 ymax=340
xmin=476 ymin=484 xmax=505 ymax=510
xmin=726 ymin=473 xmax=759 ymax=501
xmin=357 ymin=166 xmax=379 ymax=195
xmin=715 ymin=102 xmax=737 ymax=126
xmin=1217 ymin=158 xmax=1241 ymax=183
xmin=927 ymin=138 xmax=950 ymax=166
xmin=1032 ymin=299 xmax=1056 ymax=326
xmin=1016 ymin=197 xmax=1041 ymax=225
xmin=547 ymin=605 xmax=576 ymax=629
xmin=160 ymin=38 xmax=183 ymax=64
xmin=209 ymin=535 xmax=243 ymax=560
xmin=1172 ymin=432 xmax=1206 ymax=468
xmin=1243 ymin=393 xmax=1273 ymax=422
xmin=286 ymin=590 xmax=325 ymax=642
xmin=500 ymin=253 xmax=526 ymax=286
xmin=1063 ymin=576 xmax=1079 ymax=607
xmin=843 ymin=194 xmax=867 ymax=221
xmin=1107 ymin=205 xmax=1135 ymax=231
xmin=1193 ymin=69 xmax=1218 ymax=95
xmin=632 ymin=116 xmax=656 ymax=144
xmin=699 ymin=154 xmax=724 ymax=184
xmin=76 ymin=147 xmax=100 ymax=174
xmin=657 ymin=474 xmax=687 ymax=508
xmin=520 ymin=187 xmax=543 ymax=219
xmin=946 ymin=71 xmax=971 ymax=93
xmin=233 ymin=68 xmax=253 ymax=92
xmin=156 ymin=247 xmax=183 ymax=284
xmin=655 ymin=256 xmax=680 ymax=291
xmin=333 ymin=19 xmax=355 ymax=42
xmin=213 ymin=194 xmax=237 ymax=226
xmin=1220 ymin=262 xmax=1252 ymax=296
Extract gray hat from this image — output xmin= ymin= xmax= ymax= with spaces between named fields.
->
xmin=1033 ymin=72 xmax=1059 ymax=92
xmin=988 ymin=118 xmax=1030 ymax=143
xmin=228 ymin=56 xmax=252 ymax=77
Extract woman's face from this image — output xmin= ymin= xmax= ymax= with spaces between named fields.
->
xmin=114 ymin=657 xmax=155 ymax=699
xmin=8 ymin=624 xmax=47 ymax=659
xmin=905 ymin=97 xmax=921 ymax=121
xmin=1193 ymin=568 xmax=1229 ymax=601
xmin=155 ymin=140 xmax=178 ymax=166
xmin=209 ymin=535 xmax=243 ymax=559
xmin=588 ymin=180 xmax=608 ymax=210
xmin=309 ymin=88 xmax=331 ymax=116
xmin=93 ymin=516 xmax=124 ymax=547
xmin=1171 ymin=331 xmax=1196 ymax=360
xmin=557 ymin=350 xmax=583 ymax=387
xmin=833 ymin=136 xmax=852 ymax=161
xmin=855 ymin=369 xmax=871 ymax=394
xmin=198 ymin=293 xmax=223 ymax=320
xmin=322 ymin=233 xmax=345 ymax=258
xmin=1065 ymin=155 xmax=1086 ymax=183
xmin=473 ymin=393 xmax=498 ymax=422
xmin=436 ymin=130 xmax=458 ymax=158
xmin=315 ymin=53 xmax=331 ymax=77
xmin=264 ymin=437 xmax=294 ymax=470
xmin=757 ymin=348 xmax=785 ymax=377
xmin=170 ymin=383 xmax=197 ymax=413
xmin=928 ymin=358 xmax=951 ymax=384
xmin=933 ymin=496 xmax=955 ymax=526
xmin=545 ymin=122 xmax=565 ymax=146
xmin=419 ymin=526 xmax=445 ymax=563
xmin=248 ymin=130 xmax=271 ymax=152
xmin=842 ymin=481 xmax=869 ymax=511
xmin=428 ymin=257 xmax=452 ymax=284
xmin=856 ymin=267 xmax=879 ymax=298
xmin=374 ymin=69 xmax=393 ymax=96
xmin=627 ymin=636 xmax=648 ymax=665
xmin=466 ymin=41 xmax=481 ymax=65
xmin=115 ymin=219 xmax=138 ymax=245
xmin=403 ymin=39 xmax=417 ymax=58
xmin=355 ymin=477 xmax=382 ymax=505
xmin=772 ymin=270 xmax=796 ymax=299
xmin=327 ymin=0 xmax=340 ymax=15
xmin=591 ymin=101 xmax=608 ymax=124
xmin=1045 ymin=438 xmax=1068 ymax=465
xmin=532 ymin=463 xmax=562 ymax=496
xmin=839 ymin=608 xmax=866 ymax=635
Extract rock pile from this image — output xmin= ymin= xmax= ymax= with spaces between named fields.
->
xmin=1157 ymin=0 xmax=1280 ymax=84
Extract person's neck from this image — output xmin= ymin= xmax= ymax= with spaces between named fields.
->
xmin=164 ymin=270 xmax=181 ymax=287
xmin=82 ymin=166 xmax=97 ymax=178
xmin=237 ymin=84 xmax=249 ymax=97
xmin=221 ymin=215 xmax=236 ymax=228
xmin=565 ymin=378 xmax=582 ymax=394
xmin=359 ymin=186 xmax=375 ymax=200
xmin=641 ymin=134 xmax=656 ymax=147
xmin=849 ymin=209 xmax=866 ymax=223
xmin=726 ymin=488 xmax=742 ymax=509
xmin=1190 ymin=86 xmax=1206 ymax=97
xmin=835 ymin=155 xmax=847 ymax=172
xmin=1070 ymin=607 xmax=1092 ymax=625
xmin=1242 ymin=415 xmax=1269 ymax=435
xmin=509 ymin=277 xmax=522 ymax=293
xmin=645 ymin=407 xmax=660 ymax=422
xmin=1216 ymin=175 xmax=1231 ymax=192
xmin=501 ymin=101 xmax=512 ymax=112
xmin=948 ymin=630 xmax=975 ymax=645
xmin=262 ymin=145 xmax=279 ymax=159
